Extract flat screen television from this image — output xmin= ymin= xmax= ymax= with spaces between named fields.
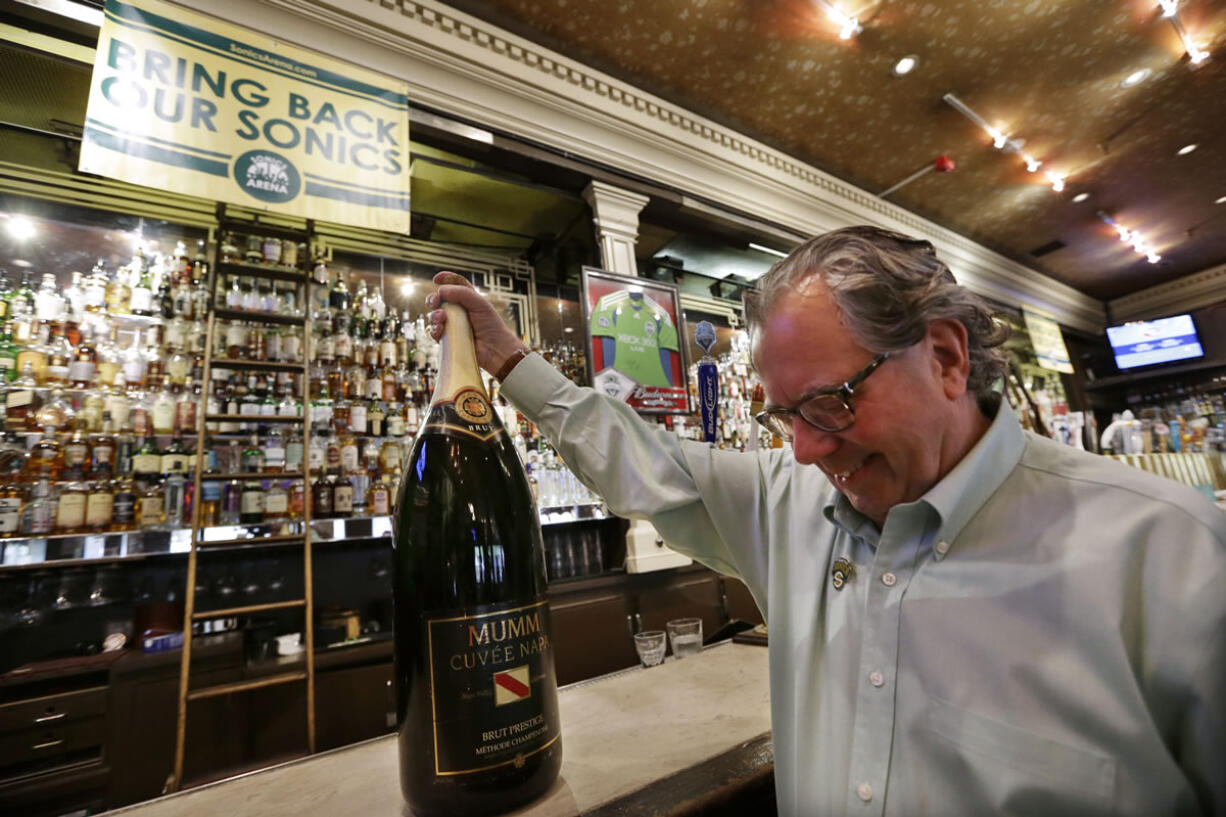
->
xmin=1105 ymin=314 xmax=1205 ymax=370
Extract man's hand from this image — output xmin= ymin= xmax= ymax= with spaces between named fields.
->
xmin=426 ymin=272 xmax=530 ymax=376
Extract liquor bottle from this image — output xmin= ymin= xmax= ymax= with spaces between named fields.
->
xmin=152 ymin=380 xmax=176 ymax=435
xmin=33 ymin=386 xmax=74 ymax=433
xmin=311 ymin=473 xmax=333 ymax=520
xmin=63 ymin=424 xmax=91 ymax=480
xmin=112 ymin=471 xmax=136 ymax=530
xmin=332 ymin=474 xmax=354 ymax=517
xmin=239 ymin=480 xmax=264 ymax=524
xmin=132 ymin=434 xmax=162 ymax=492
xmin=85 ymin=471 xmax=115 ymax=532
xmin=370 ymin=476 xmax=391 ymax=517
xmin=20 ymin=479 xmax=55 ymax=535
xmin=241 ymin=434 xmax=265 ymax=473
xmin=0 ymin=322 xmax=18 ymax=381
xmin=392 ymin=300 xmax=560 ymax=814
xmin=0 ymin=433 xmax=26 ymax=537
xmin=163 ymin=465 xmax=186 ymax=528
xmin=55 ymin=475 xmax=87 ymax=533
xmin=106 ymin=257 xmax=134 ymax=314
xmin=135 ymin=477 xmax=164 ymax=529
xmin=265 ymin=426 xmax=287 ymax=473
xmin=264 ymin=480 xmax=289 ymax=522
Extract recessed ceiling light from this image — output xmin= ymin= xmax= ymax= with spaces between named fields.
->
xmin=1216 ymin=195 xmax=1226 ymax=204
xmin=1072 ymin=192 xmax=1090 ymax=203
xmin=893 ymin=55 xmax=918 ymax=76
xmin=1177 ymin=143 xmax=1198 ymax=156
xmin=1120 ymin=68 xmax=1151 ymax=88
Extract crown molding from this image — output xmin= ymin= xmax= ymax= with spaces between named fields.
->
xmin=1108 ymin=262 xmax=1226 ymax=322
xmin=178 ymin=0 xmax=1106 ymax=332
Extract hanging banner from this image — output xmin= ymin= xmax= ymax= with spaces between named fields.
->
xmin=79 ymin=0 xmax=410 ymax=233
xmin=1022 ymin=307 xmax=1074 ymax=374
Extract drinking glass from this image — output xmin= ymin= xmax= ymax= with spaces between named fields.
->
xmin=633 ymin=630 xmax=666 ymax=667
xmin=666 ymin=618 xmax=703 ymax=659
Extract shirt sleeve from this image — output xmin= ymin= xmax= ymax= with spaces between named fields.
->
xmin=500 ymin=352 xmax=773 ymax=606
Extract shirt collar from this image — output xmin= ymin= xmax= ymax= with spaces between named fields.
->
xmin=822 ymin=395 xmax=1026 ymax=556
xmin=919 ymin=395 xmax=1026 ymax=555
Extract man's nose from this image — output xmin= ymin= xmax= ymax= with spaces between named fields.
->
xmin=790 ymin=419 xmax=840 ymax=465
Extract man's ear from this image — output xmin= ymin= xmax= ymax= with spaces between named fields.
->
xmin=926 ymin=318 xmax=971 ymax=400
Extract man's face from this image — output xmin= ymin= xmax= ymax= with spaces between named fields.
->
xmin=754 ymin=281 xmax=957 ymax=525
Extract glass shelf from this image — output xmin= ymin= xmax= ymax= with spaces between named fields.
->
xmin=0 ymin=502 xmax=615 ymax=570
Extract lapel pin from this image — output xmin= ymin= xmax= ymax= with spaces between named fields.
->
xmin=831 ymin=558 xmax=855 ymax=591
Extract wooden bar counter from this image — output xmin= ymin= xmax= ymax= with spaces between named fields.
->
xmin=102 ymin=642 xmax=772 ymax=817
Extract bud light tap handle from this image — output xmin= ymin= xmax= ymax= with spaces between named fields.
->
xmin=695 ymin=321 xmax=718 ymax=446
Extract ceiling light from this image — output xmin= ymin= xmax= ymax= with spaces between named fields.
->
xmin=1045 ymin=171 xmax=1065 ymax=193
xmin=1216 ymin=195 xmax=1226 ymax=204
xmin=1024 ymin=156 xmax=1043 ymax=172
xmin=1177 ymin=143 xmax=1198 ymax=155
xmin=1158 ymin=0 xmax=1179 ymax=17
xmin=815 ymin=0 xmax=861 ymax=40
xmin=1099 ymin=212 xmax=1161 ymax=262
xmin=400 ymin=280 xmax=415 ymax=297
xmin=1120 ymin=68 xmax=1151 ymax=88
xmin=893 ymin=56 xmax=918 ymax=76
xmin=1072 ymin=192 xmax=1090 ymax=203
xmin=749 ymin=243 xmax=789 ymax=258
xmin=4 ymin=216 xmax=36 ymax=241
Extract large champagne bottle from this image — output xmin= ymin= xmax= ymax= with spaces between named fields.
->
xmin=393 ymin=301 xmax=561 ymax=817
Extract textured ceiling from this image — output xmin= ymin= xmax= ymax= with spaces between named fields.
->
xmin=439 ymin=0 xmax=1226 ymax=301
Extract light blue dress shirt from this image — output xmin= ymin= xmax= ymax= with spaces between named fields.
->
xmin=502 ymin=352 xmax=1225 ymax=817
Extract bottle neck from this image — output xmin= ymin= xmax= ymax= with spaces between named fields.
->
xmin=430 ymin=303 xmax=486 ymax=405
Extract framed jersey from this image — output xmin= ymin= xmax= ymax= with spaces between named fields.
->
xmin=580 ymin=266 xmax=691 ymax=415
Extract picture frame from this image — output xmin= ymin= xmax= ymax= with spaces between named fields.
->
xmin=579 ymin=266 xmax=691 ymax=415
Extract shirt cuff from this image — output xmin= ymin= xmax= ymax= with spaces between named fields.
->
xmin=499 ymin=352 xmax=573 ymax=417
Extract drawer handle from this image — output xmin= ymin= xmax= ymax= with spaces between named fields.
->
xmin=35 ymin=712 xmax=67 ymax=724
xmin=32 ymin=739 xmax=64 ymax=750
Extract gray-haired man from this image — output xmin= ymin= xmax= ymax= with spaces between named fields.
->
xmin=429 ymin=226 xmax=1225 ymax=817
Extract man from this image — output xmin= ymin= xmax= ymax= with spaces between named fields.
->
xmin=428 ymin=226 xmax=1225 ymax=817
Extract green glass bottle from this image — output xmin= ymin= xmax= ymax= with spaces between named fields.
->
xmin=393 ymin=301 xmax=560 ymax=817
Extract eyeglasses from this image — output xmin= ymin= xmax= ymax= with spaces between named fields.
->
xmin=754 ymin=353 xmax=890 ymax=441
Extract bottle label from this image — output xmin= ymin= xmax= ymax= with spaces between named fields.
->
xmin=86 ymin=492 xmax=114 ymax=527
xmin=133 ymin=453 xmax=161 ymax=474
xmin=57 ymin=493 xmax=87 ymax=529
xmin=6 ymin=390 xmax=32 ymax=409
xmin=419 ymin=389 xmax=499 ymax=442
xmin=265 ymin=491 xmax=288 ymax=514
xmin=340 ymin=445 xmax=359 ymax=473
xmin=241 ymin=489 xmax=264 ymax=514
xmin=333 ymin=482 xmax=353 ymax=513
xmin=266 ymin=446 xmax=287 ymax=469
xmin=372 ymin=488 xmax=390 ymax=515
xmin=113 ymin=491 xmax=135 ymax=523
xmin=424 ymin=599 xmax=560 ymax=775
xmin=137 ymin=495 xmax=163 ymax=526
xmin=0 ymin=497 xmax=20 ymax=532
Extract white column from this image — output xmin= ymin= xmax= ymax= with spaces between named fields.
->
xmin=582 ymin=181 xmax=650 ymax=277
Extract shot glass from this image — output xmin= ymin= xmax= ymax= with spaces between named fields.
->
xmin=666 ymin=618 xmax=703 ymax=659
xmin=633 ymin=630 xmax=667 ymax=667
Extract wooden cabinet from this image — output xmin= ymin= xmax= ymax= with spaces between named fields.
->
xmin=0 ymin=658 xmax=115 ymax=817
xmin=548 ymin=565 xmax=736 ymax=686
xmin=549 ymin=589 xmax=637 ymax=685
xmin=314 ymin=652 xmax=395 ymax=751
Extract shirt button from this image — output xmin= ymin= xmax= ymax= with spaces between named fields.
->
xmin=857 ymin=782 xmax=873 ymax=801
xmin=935 ymin=540 xmax=950 ymax=555
xmin=881 ymin=572 xmax=897 ymax=587
xmin=868 ymin=670 xmax=884 ymax=687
